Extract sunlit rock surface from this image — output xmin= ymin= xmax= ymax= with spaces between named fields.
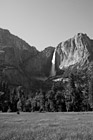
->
xmin=0 ymin=28 xmax=93 ymax=89
xmin=55 ymin=33 xmax=93 ymax=70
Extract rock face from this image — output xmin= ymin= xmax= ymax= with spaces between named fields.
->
xmin=0 ymin=28 xmax=54 ymax=88
xmin=54 ymin=33 xmax=93 ymax=73
xmin=0 ymin=28 xmax=93 ymax=89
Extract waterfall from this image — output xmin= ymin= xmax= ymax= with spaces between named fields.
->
xmin=50 ymin=49 xmax=56 ymax=76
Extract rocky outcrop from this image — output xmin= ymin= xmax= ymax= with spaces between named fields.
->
xmin=54 ymin=33 xmax=93 ymax=73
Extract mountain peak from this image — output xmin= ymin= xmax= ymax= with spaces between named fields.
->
xmin=0 ymin=27 xmax=92 ymax=89
xmin=55 ymin=33 xmax=92 ymax=70
xmin=0 ymin=28 xmax=10 ymax=34
xmin=75 ymin=32 xmax=87 ymax=37
xmin=74 ymin=33 xmax=90 ymax=45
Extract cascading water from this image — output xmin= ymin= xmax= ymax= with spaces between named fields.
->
xmin=50 ymin=49 xmax=56 ymax=76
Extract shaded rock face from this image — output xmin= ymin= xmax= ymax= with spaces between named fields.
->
xmin=0 ymin=28 xmax=54 ymax=88
xmin=55 ymin=33 xmax=93 ymax=72
xmin=0 ymin=28 xmax=93 ymax=89
xmin=25 ymin=46 xmax=54 ymax=77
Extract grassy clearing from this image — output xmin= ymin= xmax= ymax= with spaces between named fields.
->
xmin=0 ymin=112 xmax=93 ymax=140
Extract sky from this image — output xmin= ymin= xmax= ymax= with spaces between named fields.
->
xmin=0 ymin=0 xmax=93 ymax=51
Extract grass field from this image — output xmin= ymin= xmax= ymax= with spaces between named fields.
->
xmin=0 ymin=112 xmax=93 ymax=140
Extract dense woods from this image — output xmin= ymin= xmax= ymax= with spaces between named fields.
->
xmin=0 ymin=63 xmax=93 ymax=113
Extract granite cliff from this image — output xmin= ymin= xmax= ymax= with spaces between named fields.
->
xmin=0 ymin=28 xmax=93 ymax=89
xmin=53 ymin=33 xmax=93 ymax=75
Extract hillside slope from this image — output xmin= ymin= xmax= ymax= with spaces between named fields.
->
xmin=0 ymin=28 xmax=54 ymax=88
xmin=0 ymin=28 xmax=93 ymax=89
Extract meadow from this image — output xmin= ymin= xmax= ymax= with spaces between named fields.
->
xmin=0 ymin=112 xmax=93 ymax=140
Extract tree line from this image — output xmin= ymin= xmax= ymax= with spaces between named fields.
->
xmin=0 ymin=63 xmax=93 ymax=112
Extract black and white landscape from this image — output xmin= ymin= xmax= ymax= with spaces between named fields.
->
xmin=0 ymin=0 xmax=93 ymax=140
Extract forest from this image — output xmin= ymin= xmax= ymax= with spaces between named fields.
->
xmin=0 ymin=62 xmax=93 ymax=113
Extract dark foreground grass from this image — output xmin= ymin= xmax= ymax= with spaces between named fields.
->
xmin=0 ymin=112 xmax=93 ymax=140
